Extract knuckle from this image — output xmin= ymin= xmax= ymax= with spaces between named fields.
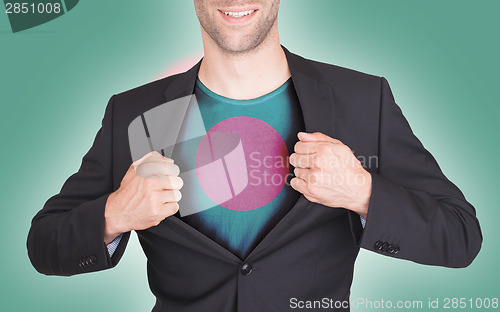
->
xmin=166 ymin=202 xmax=179 ymax=215
xmin=305 ymin=194 xmax=318 ymax=203
xmin=138 ymin=162 xmax=152 ymax=171
xmin=160 ymin=191 xmax=170 ymax=203
xmin=165 ymin=163 xmax=180 ymax=176
xmin=135 ymin=164 xmax=150 ymax=178
xmin=299 ymin=159 xmax=306 ymax=168
xmin=340 ymin=145 xmax=352 ymax=155
xmin=145 ymin=191 xmax=156 ymax=203
xmin=173 ymin=190 xmax=182 ymax=202
xmin=153 ymin=216 xmax=163 ymax=226
xmin=172 ymin=164 xmax=180 ymax=176
xmin=306 ymin=183 xmax=317 ymax=197
xmin=128 ymin=162 xmax=137 ymax=173
xmin=141 ymin=177 xmax=156 ymax=188
xmin=145 ymin=178 xmax=158 ymax=188
xmin=162 ymin=177 xmax=173 ymax=189
xmin=312 ymin=156 xmax=322 ymax=168
xmin=309 ymin=167 xmax=319 ymax=175
xmin=309 ymin=170 xmax=319 ymax=184
xmin=155 ymin=192 xmax=166 ymax=204
xmin=164 ymin=190 xmax=174 ymax=202
xmin=150 ymin=204 xmax=161 ymax=216
xmin=175 ymin=176 xmax=184 ymax=189
xmin=317 ymin=144 xmax=329 ymax=154
xmin=308 ymin=174 xmax=316 ymax=184
xmin=293 ymin=142 xmax=301 ymax=153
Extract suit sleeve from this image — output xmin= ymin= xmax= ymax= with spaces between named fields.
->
xmin=27 ymin=95 xmax=131 ymax=276
xmin=353 ymin=77 xmax=482 ymax=268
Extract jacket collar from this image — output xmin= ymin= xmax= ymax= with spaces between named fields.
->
xmin=163 ymin=45 xmax=336 ymax=137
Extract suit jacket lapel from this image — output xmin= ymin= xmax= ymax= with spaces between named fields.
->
xmin=163 ymin=59 xmax=202 ymax=102
xmin=283 ymin=46 xmax=336 ymax=136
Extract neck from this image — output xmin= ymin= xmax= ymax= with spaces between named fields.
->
xmin=198 ymin=26 xmax=291 ymax=100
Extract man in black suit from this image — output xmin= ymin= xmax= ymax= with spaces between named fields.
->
xmin=27 ymin=1 xmax=482 ymax=311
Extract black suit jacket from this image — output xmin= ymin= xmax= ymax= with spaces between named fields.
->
xmin=27 ymin=46 xmax=482 ymax=311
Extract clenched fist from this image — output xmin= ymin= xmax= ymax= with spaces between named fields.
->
xmin=103 ymin=151 xmax=183 ymax=244
xmin=289 ymin=132 xmax=372 ymax=219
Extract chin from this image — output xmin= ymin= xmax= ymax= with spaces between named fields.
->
xmin=219 ymin=37 xmax=261 ymax=54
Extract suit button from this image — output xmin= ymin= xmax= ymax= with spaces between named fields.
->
xmin=381 ymin=242 xmax=389 ymax=252
xmin=387 ymin=244 xmax=395 ymax=254
xmin=393 ymin=245 xmax=400 ymax=254
xmin=84 ymin=258 xmax=90 ymax=266
xmin=240 ymin=263 xmax=253 ymax=276
xmin=374 ymin=241 xmax=383 ymax=250
xmin=89 ymin=256 xmax=97 ymax=265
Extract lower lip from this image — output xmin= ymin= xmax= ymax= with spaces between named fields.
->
xmin=218 ymin=10 xmax=258 ymax=24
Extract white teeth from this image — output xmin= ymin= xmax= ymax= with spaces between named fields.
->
xmin=222 ymin=10 xmax=255 ymax=18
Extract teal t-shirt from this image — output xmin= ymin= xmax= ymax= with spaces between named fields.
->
xmin=177 ymin=77 xmax=305 ymax=260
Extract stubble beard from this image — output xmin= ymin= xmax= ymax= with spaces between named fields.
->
xmin=197 ymin=3 xmax=279 ymax=55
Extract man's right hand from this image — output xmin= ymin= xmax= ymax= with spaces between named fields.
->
xmin=103 ymin=151 xmax=183 ymax=244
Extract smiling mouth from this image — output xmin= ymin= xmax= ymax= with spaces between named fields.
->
xmin=220 ymin=9 xmax=256 ymax=18
xmin=219 ymin=10 xmax=257 ymax=18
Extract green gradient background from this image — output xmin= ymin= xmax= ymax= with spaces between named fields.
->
xmin=1 ymin=1 xmax=498 ymax=311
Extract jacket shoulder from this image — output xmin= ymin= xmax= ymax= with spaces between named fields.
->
xmin=113 ymin=73 xmax=182 ymax=103
xmin=109 ymin=71 xmax=193 ymax=124
xmin=293 ymin=53 xmax=382 ymax=89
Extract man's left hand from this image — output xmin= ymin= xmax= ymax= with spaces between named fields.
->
xmin=289 ymin=132 xmax=372 ymax=219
